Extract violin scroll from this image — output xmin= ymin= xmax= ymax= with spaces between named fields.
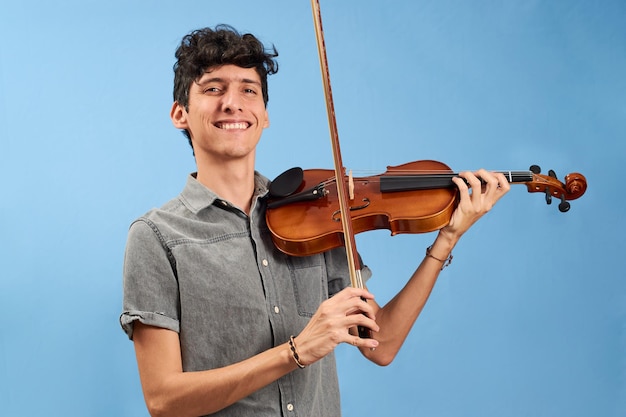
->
xmin=525 ymin=165 xmax=587 ymax=212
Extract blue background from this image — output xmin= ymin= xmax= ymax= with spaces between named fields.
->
xmin=1 ymin=0 xmax=624 ymax=416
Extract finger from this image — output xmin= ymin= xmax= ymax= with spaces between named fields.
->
xmin=351 ymin=310 xmax=380 ymax=332
xmin=345 ymin=298 xmax=377 ymax=322
xmin=475 ymin=169 xmax=497 ymax=195
xmin=459 ymin=171 xmax=482 ymax=207
xmin=348 ymin=333 xmax=379 ymax=349
xmin=479 ymin=170 xmax=509 ymax=203
xmin=451 ymin=174 xmax=471 ymax=205
xmin=339 ymin=308 xmax=380 ymax=334
xmin=493 ymin=172 xmax=511 ymax=194
xmin=335 ymin=286 xmax=375 ymax=302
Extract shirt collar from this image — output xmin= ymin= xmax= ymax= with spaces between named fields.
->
xmin=179 ymin=172 xmax=270 ymax=215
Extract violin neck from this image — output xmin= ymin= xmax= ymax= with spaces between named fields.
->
xmin=379 ymin=171 xmax=533 ymax=193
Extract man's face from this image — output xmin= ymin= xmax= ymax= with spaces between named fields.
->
xmin=172 ymin=64 xmax=269 ymax=163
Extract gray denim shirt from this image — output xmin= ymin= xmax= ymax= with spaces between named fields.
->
xmin=120 ymin=173 xmax=371 ymax=417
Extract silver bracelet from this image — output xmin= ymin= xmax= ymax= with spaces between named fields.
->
xmin=426 ymin=245 xmax=453 ymax=270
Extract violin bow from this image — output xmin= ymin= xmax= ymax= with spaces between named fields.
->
xmin=310 ymin=0 xmax=362 ymax=289
xmin=310 ymin=0 xmax=371 ymax=338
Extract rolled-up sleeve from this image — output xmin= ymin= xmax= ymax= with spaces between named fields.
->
xmin=120 ymin=219 xmax=180 ymax=340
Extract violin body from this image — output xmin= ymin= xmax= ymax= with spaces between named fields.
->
xmin=267 ymin=160 xmax=456 ymax=256
xmin=266 ymin=160 xmax=587 ymax=257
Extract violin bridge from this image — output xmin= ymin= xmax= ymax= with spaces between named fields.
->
xmin=348 ymin=169 xmax=355 ymax=200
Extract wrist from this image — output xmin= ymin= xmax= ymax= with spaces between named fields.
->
xmin=434 ymin=229 xmax=458 ymax=253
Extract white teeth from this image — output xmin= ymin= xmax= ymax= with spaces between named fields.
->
xmin=218 ymin=122 xmax=248 ymax=130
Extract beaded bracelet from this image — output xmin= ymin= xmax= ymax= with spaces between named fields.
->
xmin=426 ymin=245 xmax=453 ymax=270
xmin=288 ymin=335 xmax=306 ymax=369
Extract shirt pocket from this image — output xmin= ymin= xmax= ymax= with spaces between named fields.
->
xmin=287 ymin=255 xmax=326 ymax=317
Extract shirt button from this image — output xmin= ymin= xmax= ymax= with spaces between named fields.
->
xmin=262 ymin=259 xmax=269 ymax=267
xmin=274 ymin=306 xmax=280 ymax=314
xmin=287 ymin=403 xmax=294 ymax=412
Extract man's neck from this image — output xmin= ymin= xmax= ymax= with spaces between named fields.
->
xmin=196 ymin=158 xmax=256 ymax=215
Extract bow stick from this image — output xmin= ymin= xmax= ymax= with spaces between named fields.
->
xmin=310 ymin=0 xmax=370 ymax=338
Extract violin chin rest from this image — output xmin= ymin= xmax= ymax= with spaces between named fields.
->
xmin=269 ymin=167 xmax=304 ymax=198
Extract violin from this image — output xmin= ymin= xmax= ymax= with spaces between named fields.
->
xmin=265 ymin=160 xmax=587 ymax=257
xmin=282 ymin=0 xmax=587 ymax=338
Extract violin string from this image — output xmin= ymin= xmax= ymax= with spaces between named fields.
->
xmin=311 ymin=170 xmax=536 ymax=190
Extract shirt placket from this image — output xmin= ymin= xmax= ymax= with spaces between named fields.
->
xmin=250 ymin=200 xmax=300 ymax=417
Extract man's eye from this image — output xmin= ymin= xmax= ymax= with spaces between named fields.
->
xmin=204 ymin=87 xmax=220 ymax=93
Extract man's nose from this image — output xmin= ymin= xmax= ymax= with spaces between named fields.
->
xmin=221 ymin=89 xmax=242 ymax=112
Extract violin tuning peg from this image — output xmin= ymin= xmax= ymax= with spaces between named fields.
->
xmin=558 ymin=195 xmax=571 ymax=213
xmin=548 ymin=169 xmax=557 ymax=179
xmin=529 ymin=165 xmax=541 ymax=174
xmin=545 ymin=189 xmax=552 ymax=205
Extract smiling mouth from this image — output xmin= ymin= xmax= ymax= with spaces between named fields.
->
xmin=216 ymin=122 xmax=250 ymax=130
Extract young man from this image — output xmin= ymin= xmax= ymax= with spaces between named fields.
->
xmin=121 ymin=25 xmax=509 ymax=417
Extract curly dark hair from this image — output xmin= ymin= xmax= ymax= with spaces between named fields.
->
xmin=173 ymin=25 xmax=279 ymax=147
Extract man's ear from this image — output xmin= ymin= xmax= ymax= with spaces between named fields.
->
xmin=262 ymin=109 xmax=270 ymax=129
xmin=170 ymin=102 xmax=188 ymax=129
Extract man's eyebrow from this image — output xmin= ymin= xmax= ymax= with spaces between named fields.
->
xmin=197 ymin=76 xmax=261 ymax=86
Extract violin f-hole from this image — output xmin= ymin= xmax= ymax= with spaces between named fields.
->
xmin=332 ymin=198 xmax=371 ymax=222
